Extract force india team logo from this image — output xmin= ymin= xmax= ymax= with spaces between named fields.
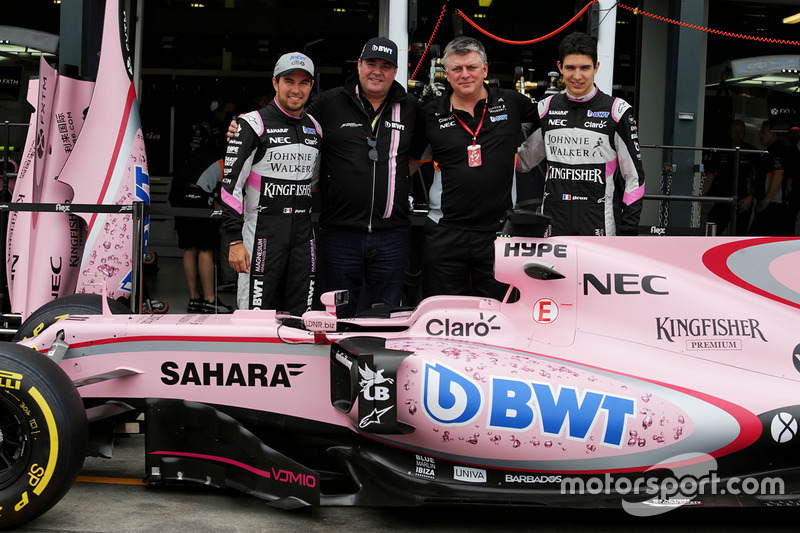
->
xmin=422 ymin=361 xmax=635 ymax=447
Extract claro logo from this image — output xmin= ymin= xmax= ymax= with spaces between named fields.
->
xmin=161 ymin=361 xmax=305 ymax=387
xmin=426 ymin=313 xmax=500 ymax=337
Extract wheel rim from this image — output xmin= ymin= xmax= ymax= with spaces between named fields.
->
xmin=0 ymin=393 xmax=31 ymax=489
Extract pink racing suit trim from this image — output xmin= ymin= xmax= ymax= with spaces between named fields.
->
xmin=221 ymin=187 xmax=243 ymax=214
xmin=623 ymin=183 xmax=646 ymax=205
xmin=247 ymin=170 xmax=261 ymax=191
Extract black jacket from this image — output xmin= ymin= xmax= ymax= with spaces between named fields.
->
xmin=309 ymin=75 xmax=424 ymax=230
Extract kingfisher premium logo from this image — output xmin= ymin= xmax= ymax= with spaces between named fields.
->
xmin=655 ymin=317 xmax=767 ymax=344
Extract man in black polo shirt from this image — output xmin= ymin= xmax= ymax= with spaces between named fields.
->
xmin=418 ymin=36 xmax=538 ymax=299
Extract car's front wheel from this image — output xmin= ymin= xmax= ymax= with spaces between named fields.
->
xmin=0 ymin=343 xmax=87 ymax=528
xmin=13 ymin=293 xmax=130 ymax=342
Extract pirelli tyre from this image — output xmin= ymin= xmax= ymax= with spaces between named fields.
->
xmin=0 ymin=342 xmax=87 ymax=528
xmin=13 ymin=294 xmax=130 ymax=342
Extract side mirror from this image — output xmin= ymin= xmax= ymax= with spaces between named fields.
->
xmin=302 ymin=290 xmax=349 ymax=333
xmin=320 ymin=290 xmax=348 ymax=315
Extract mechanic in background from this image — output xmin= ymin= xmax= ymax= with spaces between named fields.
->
xmin=170 ymin=151 xmax=233 ymax=314
xmin=702 ymin=119 xmax=757 ymax=235
xmin=416 ymin=36 xmax=539 ymax=300
xmin=516 ymin=32 xmax=645 ymax=237
xmin=171 ymin=96 xmax=237 ymax=314
xmin=749 ymin=121 xmax=793 ymax=236
xmin=777 ymin=128 xmax=800 ymax=235
xmin=222 ymin=52 xmax=321 ymax=315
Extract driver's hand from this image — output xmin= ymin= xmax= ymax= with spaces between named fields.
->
xmin=226 ymin=119 xmax=240 ymax=143
xmin=229 ymin=242 xmax=250 ymax=274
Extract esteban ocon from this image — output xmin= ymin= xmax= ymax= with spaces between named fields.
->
xmin=516 ymin=32 xmax=645 ymax=236
xmin=222 ymin=52 xmax=322 ymax=314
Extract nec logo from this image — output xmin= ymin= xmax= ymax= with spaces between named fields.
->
xmin=583 ymin=273 xmax=668 ymax=295
xmin=549 ymin=119 xmax=566 ymax=126
xmin=269 ymin=137 xmax=291 ymax=144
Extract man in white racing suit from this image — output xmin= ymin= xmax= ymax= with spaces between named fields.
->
xmin=222 ymin=52 xmax=321 ymax=314
xmin=517 ymin=32 xmax=645 ymax=236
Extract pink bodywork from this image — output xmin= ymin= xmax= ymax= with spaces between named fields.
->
xmin=22 ymin=235 xmax=800 ymax=474
xmin=5 ymin=0 xmax=148 ymax=318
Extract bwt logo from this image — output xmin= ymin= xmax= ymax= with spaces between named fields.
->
xmin=422 ymin=362 xmax=635 ymax=447
xmin=135 ymin=165 xmax=150 ymax=248
xmin=587 ymin=110 xmax=610 ymax=118
xmin=372 ymin=45 xmax=394 ymax=53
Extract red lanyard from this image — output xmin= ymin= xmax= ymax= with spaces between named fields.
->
xmin=452 ymin=101 xmax=487 ymax=145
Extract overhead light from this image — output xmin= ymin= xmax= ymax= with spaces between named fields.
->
xmin=333 ymin=8 xmax=346 ymax=13
xmin=783 ymin=12 xmax=800 ymax=24
xmin=190 ymin=2 xmax=204 ymax=7
xmin=473 ymin=13 xmax=486 ymax=19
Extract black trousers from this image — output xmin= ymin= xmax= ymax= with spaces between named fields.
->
xmin=421 ymin=219 xmax=507 ymax=300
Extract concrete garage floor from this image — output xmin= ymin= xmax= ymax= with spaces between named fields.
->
xmin=12 ymin=434 xmax=800 ymax=532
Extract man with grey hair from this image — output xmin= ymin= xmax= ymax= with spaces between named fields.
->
xmin=416 ymin=36 xmax=539 ymax=299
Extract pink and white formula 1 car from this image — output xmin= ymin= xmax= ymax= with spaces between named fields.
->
xmin=1 ymin=212 xmax=799 ymax=527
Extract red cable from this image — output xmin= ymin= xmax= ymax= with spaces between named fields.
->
xmin=456 ymin=1 xmax=598 ymax=46
xmin=617 ymin=3 xmax=800 ymax=46
xmin=410 ymin=2 xmax=449 ymax=81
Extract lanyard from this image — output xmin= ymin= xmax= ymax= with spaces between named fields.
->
xmin=355 ymin=85 xmax=387 ymax=132
xmin=452 ymin=101 xmax=487 ymax=146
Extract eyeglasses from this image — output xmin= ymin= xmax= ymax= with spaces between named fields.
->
xmin=367 ymin=137 xmax=378 ymax=161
